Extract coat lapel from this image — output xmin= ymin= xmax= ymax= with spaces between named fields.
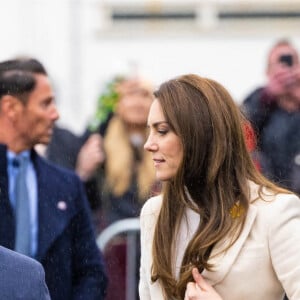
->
xmin=202 ymin=204 xmax=258 ymax=285
xmin=32 ymin=153 xmax=75 ymax=261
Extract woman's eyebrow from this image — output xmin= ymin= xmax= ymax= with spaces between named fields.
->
xmin=147 ymin=121 xmax=168 ymax=128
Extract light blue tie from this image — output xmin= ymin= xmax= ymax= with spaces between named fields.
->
xmin=14 ymin=156 xmax=31 ymax=256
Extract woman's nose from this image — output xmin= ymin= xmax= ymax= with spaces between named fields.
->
xmin=144 ymin=136 xmax=157 ymax=152
xmin=144 ymin=138 xmax=151 ymax=151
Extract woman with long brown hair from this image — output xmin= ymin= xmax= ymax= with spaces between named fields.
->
xmin=139 ymin=74 xmax=300 ymax=299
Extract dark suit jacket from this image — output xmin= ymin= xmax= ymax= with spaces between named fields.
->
xmin=0 ymin=245 xmax=50 ymax=300
xmin=0 ymin=145 xmax=107 ymax=300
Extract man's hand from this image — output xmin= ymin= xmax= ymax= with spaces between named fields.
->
xmin=287 ymin=65 xmax=300 ymax=105
xmin=266 ymin=65 xmax=293 ymax=97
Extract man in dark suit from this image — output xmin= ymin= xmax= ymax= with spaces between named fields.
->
xmin=0 ymin=245 xmax=50 ymax=299
xmin=0 ymin=58 xmax=107 ymax=299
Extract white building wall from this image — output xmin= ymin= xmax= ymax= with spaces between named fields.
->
xmin=0 ymin=0 xmax=300 ymax=133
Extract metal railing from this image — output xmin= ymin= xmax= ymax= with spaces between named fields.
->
xmin=97 ymin=218 xmax=141 ymax=300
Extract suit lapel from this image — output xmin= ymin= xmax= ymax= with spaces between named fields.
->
xmin=202 ymin=204 xmax=258 ymax=285
xmin=32 ymin=153 xmax=75 ymax=261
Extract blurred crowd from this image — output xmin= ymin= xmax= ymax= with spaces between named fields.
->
xmin=242 ymin=39 xmax=300 ymax=194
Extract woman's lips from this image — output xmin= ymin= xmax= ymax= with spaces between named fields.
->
xmin=153 ymin=158 xmax=164 ymax=167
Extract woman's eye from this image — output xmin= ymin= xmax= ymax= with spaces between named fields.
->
xmin=158 ymin=129 xmax=168 ymax=135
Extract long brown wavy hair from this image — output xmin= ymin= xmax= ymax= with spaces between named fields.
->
xmin=150 ymin=74 xmax=287 ymax=299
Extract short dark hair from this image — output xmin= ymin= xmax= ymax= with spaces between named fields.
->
xmin=0 ymin=58 xmax=47 ymax=75
xmin=0 ymin=58 xmax=47 ymax=102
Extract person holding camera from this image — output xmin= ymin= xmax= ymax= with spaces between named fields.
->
xmin=242 ymin=39 xmax=300 ymax=194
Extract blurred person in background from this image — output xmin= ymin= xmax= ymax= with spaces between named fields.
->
xmin=242 ymin=39 xmax=300 ymax=194
xmin=0 ymin=57 xmax=107 ymax=300
xmin=98 ymin=76 xmax=159 ymax=227
xmin=81 ymin=75 xmax=160 ymax=230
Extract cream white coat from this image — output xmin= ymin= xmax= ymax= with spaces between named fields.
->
xmin=139 ymin=183 xmax=300 ymax=300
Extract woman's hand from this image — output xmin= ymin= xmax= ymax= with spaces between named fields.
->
xmin=184 ymin=268 xmax=223 ymax=300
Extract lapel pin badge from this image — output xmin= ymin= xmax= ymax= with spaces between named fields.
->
xmin=57 ymin=201 xmax=67 ymax=211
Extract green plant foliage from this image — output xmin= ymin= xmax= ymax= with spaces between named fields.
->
xmin=88 ymin=76 xmax=124 ymax=132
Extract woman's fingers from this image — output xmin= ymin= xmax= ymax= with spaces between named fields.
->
xmin=186 ymin=268 xmax=223 ymax=300
xmin=192 ymin=268 xmax=210 ymax=291
xmin=185 ymin=282 xmax=202 ymax=300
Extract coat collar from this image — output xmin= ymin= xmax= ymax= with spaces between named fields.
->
xmin=202 ymin=203 xmax=257 ymax=285
xmin=202 ymin=181 xmax=260 ymax=285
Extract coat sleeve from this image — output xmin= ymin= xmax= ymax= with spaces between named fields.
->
xmin=268 ymin=193 xmax=300 ymax=299
xmin=35 ymin=262 xmax=51 ymax=300
xmin=139 ymin=203 xmax=151 ymax=300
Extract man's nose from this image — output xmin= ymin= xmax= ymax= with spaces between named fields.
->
xmin=51 ymin=105 xmax=60 ymax=121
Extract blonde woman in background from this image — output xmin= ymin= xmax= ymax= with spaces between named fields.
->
xmin=101 ymin=77 xmax=159 ymax=226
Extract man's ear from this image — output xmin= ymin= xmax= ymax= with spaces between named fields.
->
xmin=0 ymin=95 xmax=23 ymax=120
